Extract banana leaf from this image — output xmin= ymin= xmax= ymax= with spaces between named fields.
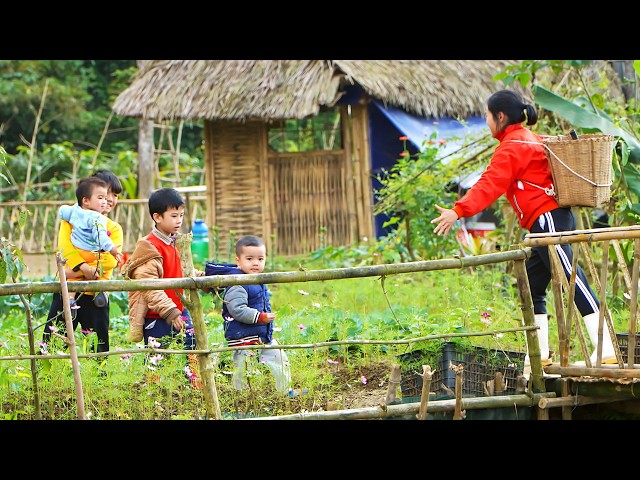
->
xmin=532 ymin=84 xmax=640 ymax=164
xmin=533 ymin=84 xmax=640 ymax=201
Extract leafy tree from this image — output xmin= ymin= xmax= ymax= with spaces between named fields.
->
xmin=0 ymin=60 xmax=138 ymax=155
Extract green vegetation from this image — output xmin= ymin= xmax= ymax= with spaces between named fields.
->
xmin=1 ymin=60 xmax=639 ymax=418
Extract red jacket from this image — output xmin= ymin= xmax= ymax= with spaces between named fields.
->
xmin=452 ymin=123 xmax=559 ymax=230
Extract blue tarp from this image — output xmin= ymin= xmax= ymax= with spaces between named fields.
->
xmin=369 ymin=100 xmax=489 ymax=237
xmin=372 ymin=99 xmax=488 ymax=154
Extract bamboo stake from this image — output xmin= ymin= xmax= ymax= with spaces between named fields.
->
xmin=580 ymin=240 xmax=624 ymax=367
xmin=417 ymin=365 xmax=433 ymax=420
xmin=452 ymin=363 xmax=465 ymax=420
xmin=548 ymin=244 xmax=569 ymax=366
xmin=176 ymin=233 xmax=222 ymax=420
xmin=385 ymin=364 xmax=401 ymax=406
xmin=512 ymin=257 xmax=545 ymax=393
xmin=627 ymin=238 xmax=640 ymax=368
xmin=55 ymin=252 xmax=87 ymax=420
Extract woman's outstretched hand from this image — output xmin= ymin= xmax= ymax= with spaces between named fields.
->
xmin=431 ymin=204 xmax=459 ymax=237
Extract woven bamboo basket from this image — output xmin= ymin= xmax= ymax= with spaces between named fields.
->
xmin=542 ymin=133 xmax=615 ymax=208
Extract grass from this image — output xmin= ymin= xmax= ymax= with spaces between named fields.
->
xmin=0 ymin=254 xmax=631 ymax=420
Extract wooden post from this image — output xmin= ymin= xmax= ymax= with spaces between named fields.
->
xmin=418 ymin=365 xmax=433 ymax=420
xmin=452 ymin=362 xmax=465 ymax=420
xmin=55 ymin=252 xmax=87 ymax=420
xmin=176 ymin=233 xmax=222 ymax=420
xmin=513 ymin=258 xmax=546 ymax=393
xmin=385 ymin=364 xmax=401 ymax=405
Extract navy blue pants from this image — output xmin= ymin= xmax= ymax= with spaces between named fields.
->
xmin=142 ymin=309 xmax=196 ymax=350
xmin=527 ymin=207 xmax=600 ymax=317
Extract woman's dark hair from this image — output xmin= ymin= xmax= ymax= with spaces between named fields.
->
xmin=487 ymin=89 xmax=538 ymax=130
xmin=92 ymin=169 xmax=123 ymax=195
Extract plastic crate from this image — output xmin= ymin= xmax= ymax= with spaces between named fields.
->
xmin=617 ymin=333 xmax=640 ymax=364
xmin=398 ymin=342 xmax=526 ymax=397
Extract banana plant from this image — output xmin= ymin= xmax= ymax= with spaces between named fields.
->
xmin=532 ymin=83 xmax=640 ymax=204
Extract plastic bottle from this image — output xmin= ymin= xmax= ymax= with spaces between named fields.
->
xmin=191 ymin=219 xmax=209 ymax=264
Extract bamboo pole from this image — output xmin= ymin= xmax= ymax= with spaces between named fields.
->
xmin=544 ymin=364 xmax=640 ymax=378
xmin=539 ymin=395 xmax=630 ymax=409
xmin=524 ymin=226 xmax=640 ymax=245
xmin=1 ymin=248 xmax=532 ymax=297
xmin=627 ymin=238 xmax=640 ymax=368
xmin=453 ymin=363 xmax=465 ymax=420
xmin=417 ymin=365 xmax=433 ymax=420
xmin=385 ymin=364 xmax=401 ymax=406
xmin=548 ymin=244 xmax=570 ymax=366
xmin=55 ymin=252 xmax=87 ymax=420
xmin=250 ymin=393 xmax=556 ymax=420
xmin=176 ymin=233 xmax=222 ymax=420
xmin=512 ymin=257 xmax=545 ymax=393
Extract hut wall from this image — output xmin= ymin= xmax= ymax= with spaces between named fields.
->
xmin=204 ymin=109 xmax=375 ymax=258
xmin=205 ymin=120 xmax=268 ymax=261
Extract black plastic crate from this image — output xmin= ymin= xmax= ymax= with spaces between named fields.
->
xmin=398 ymin=342 xmax=526 ymax=397
xmin=617 ymin=333 xmax=640 ymax=364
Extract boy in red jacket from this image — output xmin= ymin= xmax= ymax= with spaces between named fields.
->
xmin=122 ymin=187 xmax=205 ymax=388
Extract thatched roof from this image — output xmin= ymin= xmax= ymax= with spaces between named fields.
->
xmin=112 ymin=60 xmax=519 ymax=121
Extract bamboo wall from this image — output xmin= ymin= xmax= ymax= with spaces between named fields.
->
xmin=203 ymin=108 xmax=375 ymax=258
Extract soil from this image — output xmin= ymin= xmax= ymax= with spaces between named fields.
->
xmin=324 ymin=360 xmax=397 ymax=410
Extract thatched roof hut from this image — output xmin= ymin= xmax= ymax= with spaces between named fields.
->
xmin=112 ymin=60 xmax=517 ymax=256
xmin=113 ymin=60 xmax=515 ymax=121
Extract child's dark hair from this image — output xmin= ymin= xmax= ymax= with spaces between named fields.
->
xmin=148 ymin=188 xmax=185 ymax=219
xmin=235 ymin=235 xmax=265 ymax=255
xmin=487 ymin=89 xmax=538 ymax=129
xmin=92 ymin=169 xmax=123 ymax=195
xmin=76 ymin=176 xmax=108 ymax=206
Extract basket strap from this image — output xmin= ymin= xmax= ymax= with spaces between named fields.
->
xmin=519 ymin=179 xmax=556 ymax=197
xmin=510 ymin=140 xmax=613 ymax=188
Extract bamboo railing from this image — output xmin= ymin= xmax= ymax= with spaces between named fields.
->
xmin=0 ymin=193 xmax=207 ymax=254
xmin=3 ymin=226 xmax=640 ymax=420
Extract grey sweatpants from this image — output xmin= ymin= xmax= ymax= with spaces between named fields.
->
xmin=232 ymin=339 xmax=292 ymax=394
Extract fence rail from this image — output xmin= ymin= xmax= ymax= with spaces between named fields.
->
xmin=1 ymin=195 xmax=207 ymax=254
xmin=2 ymin=227 xmax=640 ymax=420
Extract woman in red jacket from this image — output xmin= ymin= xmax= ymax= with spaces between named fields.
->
xmin=431 ymin=89 xmax=615 ymax=365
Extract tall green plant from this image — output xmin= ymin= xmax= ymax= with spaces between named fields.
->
xmin=496 ymin=60 xmax=640 ymax=224
xmin=373 ymin=134 xmax=464 ymax=259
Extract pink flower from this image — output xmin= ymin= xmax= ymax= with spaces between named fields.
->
xmin=184 ymin=365 xmax=197 ymax=379
xmin=360 ymin=375 xmax=367 ymax=385
xmin=298 ymin=324 xmax=306 ymax=330
xmin=327 ymin=359 xmax=339 ymax=365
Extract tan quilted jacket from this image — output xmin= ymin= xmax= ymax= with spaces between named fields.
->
xmin=121 ymin=238 xmax=183 ymax=342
